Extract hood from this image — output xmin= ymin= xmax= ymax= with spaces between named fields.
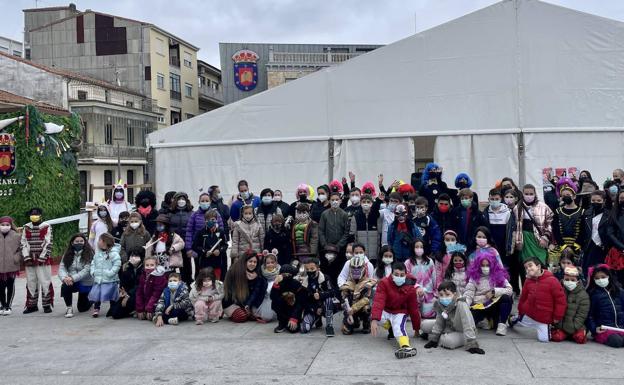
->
xmin=488 ymin=202 xmax=510 ymax=214
xmin=111 ymin=244 xmax=122 ymax=253
xmin=136 ymin=190 xmax=157 ymax=208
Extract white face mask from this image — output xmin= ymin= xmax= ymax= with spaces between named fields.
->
xmin=130 ymin=222 xmax=140 ymax=230
xmin=444 ymin=241 xmax=456 ymax=248
xmin=318 ymin=194 xmax=327 ymax=202
xmin=350 ymin=196 xmax=360 ymax=205
xmin=0 ymin=224 xmax=11 ymax=234
xmin=361 ymin=203 xmax=372 ymax=211
xmin=177 ymin=199 xmax=187 ymax=208
xmin=243 ymin=214 xmax=253 ymax=221
xmin=595 ymin=278 xmax=609 ymax=288
xmin=330 ymin=200 xmax=340 ymax=209
xmin=129 ymin=256 xmax=141 ymax=266
xmin=273 ymin=195 xmax=282 ymax=202
xmin=382 ymin=257 xmax=393 ymax=265
xmin=354 ymin=253 xmax=365 ymax=259
xmin=481 ymin=266 xmax=490 ymax=275
xmin=563 ymin=280 xmax=577 ymax=291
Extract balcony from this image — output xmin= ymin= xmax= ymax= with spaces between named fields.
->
xmin=68 ymin=82 xmax=160 ymax=114
xmin=169 ymin=56 xmax=181 ymax=67
xmin=78 ymin=143 xmax=147 ymax=160
xmin=199 ymin=85 xmax=223 ymax=104
xmin=170 ymin=90 xmax=181 ymax=101
xmin=269 ymin=51 xmax=360 ymax=66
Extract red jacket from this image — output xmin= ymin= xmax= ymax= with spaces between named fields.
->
xmin=518 ymin=270 xmax=567 ymax=324
xmin=371 ymin=274 xmax=421 ymax=332
xmin=134 ymin=268 xmax=168 ymax=313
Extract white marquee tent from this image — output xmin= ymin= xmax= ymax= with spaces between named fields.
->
xmin=149 ymin=0 xmax=624 ymax=202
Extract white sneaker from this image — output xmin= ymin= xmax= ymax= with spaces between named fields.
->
xmin=3 ymin=308 xmax=11 ymax=316
xmin=168 ymin=317 xmax=178 ymax=325
xmin=0 ymin=308 xmax=4 ymax=316
xmin=477 ymin=319 xmax=491 ymax=330
xmin=65 ymin=307 xmax=74 ymax=318
xmin=496 ymin=323 xmax=508 ymax=336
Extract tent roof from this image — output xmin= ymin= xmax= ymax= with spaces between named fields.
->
xmin=149 ymin=0 xmax=624 ymax=148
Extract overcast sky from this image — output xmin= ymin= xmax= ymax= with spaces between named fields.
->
xmin=2 ymin=0 xmax=624 ymax=68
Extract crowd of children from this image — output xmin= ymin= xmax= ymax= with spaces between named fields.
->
xmin=2 ymin=165 xmax=624 ymax=359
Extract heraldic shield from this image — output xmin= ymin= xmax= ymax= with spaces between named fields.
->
xmin=232 ymin=49 xmax=259 ymax=92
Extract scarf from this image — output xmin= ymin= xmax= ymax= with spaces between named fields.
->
xmin=261 ymin=265 xmax=280 ymax=281
xmin=246 ymin=270 xmax=258 ymax=280
xmin=397 ymin=222 xmax=408 ymax=233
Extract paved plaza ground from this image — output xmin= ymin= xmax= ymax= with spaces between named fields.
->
xmin=1 ymin=277 xmax=622 ymax=385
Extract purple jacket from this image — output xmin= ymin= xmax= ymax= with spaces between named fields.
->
xmin=185 ymin=209 xmax=224 ymax=253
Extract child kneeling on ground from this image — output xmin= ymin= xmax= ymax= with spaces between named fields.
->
xmin=154 ymin=273 xmax=194 ymax=326
xmin=551 ymin=266 xmax=589 ymax=344
xmin=422 ymin=280 xmax=485 ymax=354
xmin=511 ymin=257 xmax=567 ymax=342
xmin=190 ymin=267 xmax=224 ymax=324
xmin=271 ymin=264 xmax=307 ymax=333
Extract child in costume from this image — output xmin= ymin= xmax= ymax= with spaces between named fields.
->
xmin=21 ymin=208 xmax=54 ymax=314
xmin=107 ymin=181 xmax=132 ymax=226
xmin=271 ymin=264 xmax=307 ymax=333
xmin=301 ymin=257 xmax=339 ymax=337
xmin=340 ymin=254 xmax=377 ymax=335
xmin=405 ymin=239 xmax=436 ymax=320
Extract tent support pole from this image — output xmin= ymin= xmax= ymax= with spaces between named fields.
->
xmin=518 ymin=132 xmax=526 ymax=187
xmin=328 ymin=139 xmax=334 ymax=183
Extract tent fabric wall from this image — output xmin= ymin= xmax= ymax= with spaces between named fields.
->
xmin=524 ymin=132 xmax=624 ymax=193
xmin=333 ymin=138 xmax=415 ymax=190
xmin=153 ymin=141 xmax=328 ymax=204
xmin=434 ymin=134 xmax=519 ymax=200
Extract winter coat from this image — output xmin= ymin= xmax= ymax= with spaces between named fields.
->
xmin=387 ymin=220 xmax=422 ymax=262
xmin=169 ymin=209 xmax=192 ymax=246
xmin=184 ymin=209 xmax=225 ymax=252
xmin=350 ymin=208 xmax=380 ymax=261
xmin=118 ymin=262 xmax=143 ymax=295
xmin=586 ymin=287 xmax=624 ymax=335
xmin=429 ymin=298 xmax=479 ymax=349
xmin=231 ymin=220 xmax=264 ymax=259
xmin=90 ymin=245 xmax=122 ymax=284
xmin=450 ymin=202 xmax=486 ymax=251
xmin=311 ymin=200 xmax=330 ymax=223
xmin=120 ymin=229 xmax=151 ymax=262
xmin=606 ymin=213 xmax=624 ymax=250
xmin=264 ymin=227 xmax=293 ymax=265
xmin=583 ymin=207 xmax=609 ymax=252
xmin=270 ymin=277 xmax=308 ymax=320
xmin=58 ymin=252 xmax=93 ymax=286
xmin=189 ymin=280 xmax=225 ymax=304
xmin=412 ymin=215 xmax=442 ymax=254
xmin=518 ymin=270 xmax=567 ymax=325
xmin=431 ymin=208 xmax=453 ymax=234
xmin=135 ymin=266 xmax=168 ymax=313
xmin=154 ymin=282 xmax=194 ymax=319
xmin=21 ymin=222 xmax=52 ymax=263
xmin=145 ymin=232 xmax=185 ymax=268
xmin=290 ymin=220 xmax=319 ymax=259
xmin=0 ymin=229 xmax=21 ymax=273
xmin=319 ymin=208 xmax=350 ymax=250
xmin=223 ymin=275 xmax=268 ymax=309
xmin=557 ymin=281 xmax=590 ymax=334
xmin=372 ymin=274 xmax=421 ymax=331
xmin=191 ymin=227 xmax=228 ymax=269
xmin=511 ymin=201 xmax=554 ymax=253
xmin=301 ymin=271 xmax=337 ymax=313
xmin=464 ymin=275 xmax=513 ymax=306
xmin=254 ymin=203 xmax=282 ymax=234
xmin=483 ymin=204 xmax=511 ymax=260
xmin=230 ymin=194 xmax=261 ymax=222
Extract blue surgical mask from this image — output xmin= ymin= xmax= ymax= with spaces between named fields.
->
xmin=439 ymin=297 xmax=453 ymax=307
xmin=392 ymin=275 xmax=406 ymax=286
xmin=156 ymin=224 xmax=165 ymax=232
xmin=168 ymin=281 xmax=179 ymax=290
xmin=489 ymin=200 xmax=501 ymax=209
xmin=206 ymin=220 xmax=216 ymax=229
xmin=262 ymin=196 xmax=273 ymax=205
xmin=199 ymin=202 xmax=210 ymax=210
xmin=609 ymin=185 xmax=619 ymax=194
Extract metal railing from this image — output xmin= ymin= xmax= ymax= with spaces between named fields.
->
xmin=169 ymin=57 xmax=181 ymax=67
xmin=170 ymin=90 xmax=181 ymax=101
xmin=199 ymin=85 xmax=223 ymax=102
xmin=270 ymin=51 xmax=360 ymax=65
xmin=78 ymin=143 xmax=148 ymax=160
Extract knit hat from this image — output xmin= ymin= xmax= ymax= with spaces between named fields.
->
xmin=0 ymin=216 xmax=12 ymax=224
xmin=564 ymin=266 xmax=580 ymax=277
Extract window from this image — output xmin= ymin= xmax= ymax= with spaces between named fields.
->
xmin=185 ymin=82 xmax=193 ymax=98
xmin=104 ymin=124 xmax=113 ymax=145
xmin=157 ymin=73 xmax=165 ymax=89
xmin=82 ymin=121 xmax=88 ymax=144
xmin=79 ymin=170 xmax=88 ymax=206
xmin=104 ymin=170 xmax=113 ymax=201
xmin=157 ymin=115 xmax=165 ymax=124
xmin=213 ymin=83 xmax=219 ymax=91
xmin=140 ymin=127 xmax=146 ymax=147
xmin=127 ymin=170 xmax=135 ymax=204
xmin=77 ymin=90 xmax=87 ymax=100
xmin=125 ymin=100 xmax=134 ymax=108
xmin=170 ymin=73 xmax=181 ymax=100
xmin=155 ymin=37 xmax=164 ymax=55
xmin=144 ymin=66 xmax=151 ymax=81
xmin=126 ymin=125 xmax=134 ymax=146
xmin=183 ymin=51 xmax=192 ymax=68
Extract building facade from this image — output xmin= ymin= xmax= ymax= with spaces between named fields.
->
xmin=0 ymin=36 xmax=24 ymax=57
xmin=0 ymin=51 xmax=158 ymax=205
xmin=198 ymin=60 xmax=223 ymax=113
xmin=219 ymin=43 xmax=382 ymax=105
xmin=24 ymin=5 xmax=199 ymax=128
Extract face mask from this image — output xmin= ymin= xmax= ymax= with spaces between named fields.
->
xmin=330 ymin=200 xmax=340 ymax=209
xmin=562 ymin=196 xmax=573 ymax=205
xmin=98 ymin=211 xmax=108 ymax=218
xmin=262 ymin=196 xmax=273 ymax=205
xmin=592 ymin=202 xmax=604 ymax=213
xmin=129 ymin=256 xmax=141 ymax=265
xmin=241 ymin=191 xmax=250 ymax=200
xmin=30 ymin=215 xmax=41 ymax=223
xmin=387 ymin=203 xmax=397 ymax=212
xmin=414 ymin=248 xmax=424 ymax=257
xmin=461 ymin=199 xmax=472 ymax=208
xmin=295 ymin=212 xmax=309 ymax=221
xmin=392 ymin=275 xmax=406 ymax=286
xmin=489 ymin=200 xmax=501 ymax=209
xmin=615 ymin=178 xmax=622 ymax=185
xmin=177 ymin=199 xmax=187 ymax=208
xmin=429 ymin=171 xmax=441 ymax=180
xmin=273 ymin=195 xmax=282 ymax=202
xmin=72 ymin=243 xmax=84 ymax=252
xmin=382 ymin=257 xmax=393 ymax=265
xmin=445 ymin=241 xmax=456 ymax=248
xmin=481 ymin=267 xmax=490 ymax=275
xmin=138 ymin=206 xmax=152 ymax=216
xmin=439 ymin=297 xmax=453 ymax=307
xmin=271 ymin=223 xmax=283 ymax=231
xmin=345 ymin=253 xmax=353 ymax=260
xmin=504 ymin=197 xmax=515 ymax=206
xmin=476 ymin=238 xmax=488 ymax=247
xmin=0 ymin=225 xmax=11 ymax=234
xmin=415 ymin=208 xmax=426 ymax=217
xmin=114 ymin=192 xmax=124 ymax=199
xmin=563 ymin=280 xmax=577 ymax=291
xmin=595 ymin=278 xmax=609 ymax=288
xmin=524 ymin=194 xmax=535 ymax=204
xmin=306 ymin=270 xmax=318 ymax=278
xmin=354 ymin=253 xmax=365 ymax=259
xmin=243 ymin=214 xmax=253 ymax=221
xmin=361 ymin=203 xmax=372 ymax=211
xmin=299 ymin=194 xmax=308 ymax=202
xmin=454 ymin=262 xmax=464 ymax=269
xmin=350 ymin=196 xmax=361 ymax=205
xmin=215 ymin=193 xmax=222 ymax=200
xmin=144 ymin=268 xmax=154 ymax=275
xmin=168 ymin=282 xmax=179 ymax=290
xmin=437 ymin=204 xmax=449 ymax=213
xmin=130 ymin=222 xmax=140 ymax=230
xmin=206 ymin=220 xmax=216 ymax=229
xmin=119 ymin=220 xmax=128 ymax=228
xmin=199 ymin=202 xmax=210 ymax=210
xmin=156 ymin=224 xmax=165 ymax=232
xmin=318 ymin=194 xmax=327 ymax=202
xmin=609 ymin=185 xmax=619 ymax=194
xmin=380 ymin=203 xmax=387 ymax=210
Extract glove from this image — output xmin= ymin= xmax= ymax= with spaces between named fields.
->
xmin=424 ymin=341 xmax=438 ymax=349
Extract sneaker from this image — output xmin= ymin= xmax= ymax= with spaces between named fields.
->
xmin=419 ymin=332 xmax=429 ymax=340
xmin=3 ymin=308 xmax=11 ymax=316
xmin=209 ymin=318 xmax=219 ymax=323
xmin=477 ymin=319 xmax=491 ymax=330
xmin=0 ymin=307 xmax=4 ymax=316
xmin=325 ymin=325 xmax=335 ymax=337
xmin=23 ymin=307 xmax=38 ymax=314
xmin=43 ymin=306 xmax=52 ymax=314
xmin=274 ymin=325 xmax=287 ymax=333
xmin=92 ymin=309 xmax=99 ymax=318
xmin=195 ymin=320 xmax=204 ymax=325
xmin=496 ymin=323 xmax=508 ymax=336
xmin=168 ymin=317 xmax=179 ymax=325
xmin=341 ymin=324 xmax=353 ymax=335
xmin=394 ymin=346 xmax=418 ymax=359
xmin=508 ymin=315 xmax=520 ymax=329
xmin=65 ymin=307 xmax=74 ymax=318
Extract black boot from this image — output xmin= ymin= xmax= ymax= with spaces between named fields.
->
xmin=361 ymin=315 xmax=371 ymax=334
xmin=23 ymin=306 xmax=39 ymax=314
xmin=43 ymin=305 xmax=52 ymax=313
